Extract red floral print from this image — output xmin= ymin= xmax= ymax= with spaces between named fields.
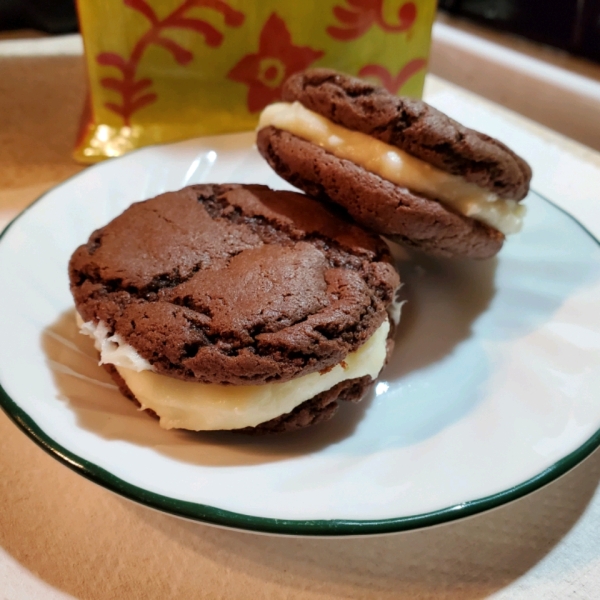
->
xmin=359 ymin=59 xmax=427 ymax=94
xmin=228 ymin=13 xmax=324 ymax=113
xmin=328 ymin=0 xmax=417 ymax=41
xmin=97 ymin=0 xmax=245 ymax=126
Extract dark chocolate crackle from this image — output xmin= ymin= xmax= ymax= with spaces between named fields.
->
xmin=69 ymin=184 xmax=399 ymax=389
xmin=257 ymin=69 xmax=532 ymax=259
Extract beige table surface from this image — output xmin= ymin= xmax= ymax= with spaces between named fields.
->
xmin=3 ymin=40 xmax=600 ymax=600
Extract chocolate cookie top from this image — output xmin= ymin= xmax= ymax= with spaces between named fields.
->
xmin=283 ymin=69 xmax=531 ymax=201
xmin=69 ymin=184 xmax=399 ymax=385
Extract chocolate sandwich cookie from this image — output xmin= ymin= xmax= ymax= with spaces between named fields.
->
xmin=69 ymin=184 xmax=399 ymax=433
xmin=256 ymin=69 xmax=532 ymax=259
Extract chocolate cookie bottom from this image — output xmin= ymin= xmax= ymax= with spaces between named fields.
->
xmin=104 ymin=364 xmax=373 ymax=435
xmin=257 ymin=126 xmax=505 ymax=259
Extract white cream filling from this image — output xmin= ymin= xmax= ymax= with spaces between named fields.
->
xmin=116 ymin=319 xmax=389 ymax=431
xmin=387 ymin=283 xmax=406 ymax=327
xmin=76 ymin=313 xmax=152 ymax=372
xmin=76 ymin=313 xmax=390 ymax=431
xmin=258 ymin=102 xmax=526 ymax=235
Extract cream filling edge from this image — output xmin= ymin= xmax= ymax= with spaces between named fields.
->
xmin=258 ymin=101 xmax=526 ymax=235
xmin=76 ymin=313 xmax=392 ymax=431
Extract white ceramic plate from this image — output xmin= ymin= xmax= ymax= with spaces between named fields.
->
xmin=2 ymin=132 xmax=600 ymax=536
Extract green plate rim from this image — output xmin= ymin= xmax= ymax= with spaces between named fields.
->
xmin=1 ymin=146 xmax=599 ymax=537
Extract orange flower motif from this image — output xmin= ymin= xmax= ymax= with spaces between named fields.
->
xmin=228 ymin=13 xmax=324 ymax=113
xmin=359 ymin=59 xmax=427 ymax=94
xmin=328 ymin=0 xmax=417 ymax=41
xmin=97 ymin=0 xmax=245 ymax=126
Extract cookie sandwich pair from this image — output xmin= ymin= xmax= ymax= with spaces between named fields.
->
xmin=70 ymin=70 xmax=531 ymax=434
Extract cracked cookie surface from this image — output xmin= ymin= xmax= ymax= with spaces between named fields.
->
xmin=282 ymin=69 xmax=531 ymax=201
xmin=69 ymin=184 xmax=399 ymax=386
